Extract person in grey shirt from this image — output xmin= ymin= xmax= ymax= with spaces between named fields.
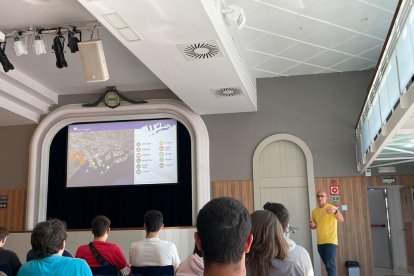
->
xmin=264 ymin=202 xmax=314 ymax=276
xmin=246 ymin=210 xmax=303 ymax=276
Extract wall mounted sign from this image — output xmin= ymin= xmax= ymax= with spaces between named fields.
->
xmin=381 ymin=177 xmax=396 ymax=184
xmin=0 ymin=203 xmax=7 ymax=208
xmin=330 ymin=179 xmax=340 ymax=195
xmin=332 ymin=195 xmax=340 ymax=202
xmin=0 ymin=195 xmax=8 ymax=201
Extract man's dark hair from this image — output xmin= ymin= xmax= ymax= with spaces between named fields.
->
xmin=263 ymin=202 xmax=289 ymax=231
xmin=31 ymin=219 xmax=67 ymax=259
xmin=91 ymin=215 xmax=111 ymax=237
xmin=144 ymin=210 xmax=163 ymax=232
xmin=196 ymin=197 xmax=251 ymax=267
xmin=0 ymin=226 xmax=9 ymax=242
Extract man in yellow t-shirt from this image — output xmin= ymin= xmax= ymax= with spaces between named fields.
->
xmin=309 ymin=191 xmax=344 ymax=276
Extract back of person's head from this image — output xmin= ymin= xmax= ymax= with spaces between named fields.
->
xmin=263 ymin=202 xmax=289 ymax=231
xmin=144 ymin=210 xmax=163 ymax=233
xmin=31 ymin=219 xmax=67 ymax=259
xmin=91 ymin=215 xmax=111 ymax=237
xmin=247 ymin=210 xmax=288 ymax=276
xmin=0 ymin=226 xmax=9 ymax=243
xmin=196 ymin=197 xmax=251 ymax=268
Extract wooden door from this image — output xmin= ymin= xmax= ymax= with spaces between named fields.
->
xmin=400 ymin=185 xmax=414 ymax=273
xmin=254 ymin=139 xmax=312 ymax=256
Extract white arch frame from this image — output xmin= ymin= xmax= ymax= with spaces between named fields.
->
xmin=26 ymin=100 xmax=210 ymax=230
xmin=253 ymin=133 xmax=320 ymax=276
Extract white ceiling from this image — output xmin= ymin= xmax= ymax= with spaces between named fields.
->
xmin=0 ymin=0 xmax=398 ymax=126
xmin=229 ymin=0 xmax=397 ymax=78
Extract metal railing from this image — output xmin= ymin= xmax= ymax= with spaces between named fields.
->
xmin=355 ymin=0 xmax=414 ymax=167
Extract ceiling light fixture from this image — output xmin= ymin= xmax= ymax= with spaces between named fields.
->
xmin=13 ymin=36 xmax=28 ymax=56
xmin=0 ymin=42 xmax=14 ymax=72
xmin=52 ymin=29 xmax=68 ymax=68
xmin=67 ymin=26 xmax=81 ymax=53
xmin=33 ymin=29 xmax=46 ymax=55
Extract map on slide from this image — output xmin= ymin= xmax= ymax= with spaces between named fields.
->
xmin=66 ymin=119 xmax=177 ymax=187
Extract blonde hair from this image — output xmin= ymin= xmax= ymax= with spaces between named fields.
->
xmin=246 ymin=210 xmax=289 ymax=276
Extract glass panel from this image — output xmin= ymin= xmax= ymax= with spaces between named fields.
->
xmin=362 ymin=120 xmax=370 ymax=155
xmin=356 ymin=133 xmax=363 ymax=163
xmin=379 ymin=75 xmax=390 ymax=124
xmin=396 ymin=24 xmax=414 ymax=92
xmin=368 ymin=95 xmax=381 ymax=140
xmin=387 ymin=54 xmax=401 ymax=106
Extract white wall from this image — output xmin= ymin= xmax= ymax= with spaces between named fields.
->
xmin=5 ymin=228 xmax=196 ymax=264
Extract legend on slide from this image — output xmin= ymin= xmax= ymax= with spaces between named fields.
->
xmin=133 ymin=121 xmax=177 ymax=184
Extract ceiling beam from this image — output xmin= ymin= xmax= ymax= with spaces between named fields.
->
xmin=2 ymin=70 xmax=58 ymax=104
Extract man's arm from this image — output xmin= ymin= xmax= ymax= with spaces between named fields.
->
xmin=309 ymin=212 xmax=316 ymax=229
xmin=335 ymin=209 xmax=344 ymax=223
xmin=11 ymin=251 xmax=22 ymax=276
xmin=309 ymin=221 xmax=317 ymax=229
xmin=170 ymin=244 xmax=181 ymax=270
xmin=113 ymin=244 xmax=130 ymax=275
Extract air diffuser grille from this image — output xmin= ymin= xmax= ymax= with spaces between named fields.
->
xmin=177 ymin=40 xmax=224 ymax=61
xmin=211 ymin=87 xmax=243 ymax=98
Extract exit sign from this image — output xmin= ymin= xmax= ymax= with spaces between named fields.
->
xmin=332 ymin=195 xmax=340 ymax=202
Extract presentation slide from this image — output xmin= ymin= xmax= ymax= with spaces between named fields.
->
xmin=66 ymin=119 xmax=178 ymax=187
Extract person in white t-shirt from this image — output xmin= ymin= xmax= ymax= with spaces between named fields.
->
xmin=129 ymin=210 xmax=180 ymax=270
xmin=264 ymin=202 xmax=314 ymax=276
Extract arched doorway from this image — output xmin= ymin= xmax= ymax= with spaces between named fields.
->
xmin=253 ymin=133 xmax=320 ymax=275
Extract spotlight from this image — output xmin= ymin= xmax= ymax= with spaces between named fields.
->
xmin=13 ymin=36 xmax=28 ymax=56
xmin=0 ymin=42 xmax=14 ymax=72
xmin=33 ymin=34 xmax=46 ymax=55
xmin=52 ymin=32 xmax=68 ymax=68
xmin=67 ymin=27 xmax=81 ymax=53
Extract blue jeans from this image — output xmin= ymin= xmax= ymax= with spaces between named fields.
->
xmin=318 ymin=243 xmax=337 ymax=276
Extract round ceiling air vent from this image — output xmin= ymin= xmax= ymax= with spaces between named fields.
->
xmin=183 ymin=43 xmax=220 ymax=59
xmin=213 ymin=87 xmax=243 ymax=97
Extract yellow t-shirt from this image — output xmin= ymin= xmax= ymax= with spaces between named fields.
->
xmin=312 ymin=203 xmax=338 ymax=245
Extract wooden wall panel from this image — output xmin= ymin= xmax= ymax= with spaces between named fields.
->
xmin=212 ymin=177 xmax=414 ymax=276
xmin=212 ymin=180 xmax=254 ymax=213
xmin=315 ymin=176 xmax=414 ymax=276
xmin=0 ymin=189 xmax=26 ymax=231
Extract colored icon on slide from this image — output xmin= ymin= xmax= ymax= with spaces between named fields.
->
xmin=159 ymin=141 xmax=164 ymax=145
xmin=136 ymin=170 xmax=141 ymax=174
xmin=159 ymin=152 xmax=164 ymax=156
xmin=136 ymin=164 xmax=141 ymax=169
xmin=136 ymin=153 xmax=141 ymax=157
xmin=159 ymin=163 xmax=164 ymax=168
xmin=159 ymin=146 xmax=164 ymax=151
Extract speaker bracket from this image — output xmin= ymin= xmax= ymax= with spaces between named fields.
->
xmin=82 ymin=86 xmax=147 ymax=108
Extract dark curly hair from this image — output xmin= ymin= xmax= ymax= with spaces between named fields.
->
xmin=31 ymin=219 xmax=67 ymax=259
xmin=144 ymin=210 xmax=163 ymax=233
xmin=196 ymin=197 xmax=251 ymax=268
xmin=91 ymin=215 xmax=111 ymax=237
xmin=263 ymin=202 xmax=289 ymax=231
